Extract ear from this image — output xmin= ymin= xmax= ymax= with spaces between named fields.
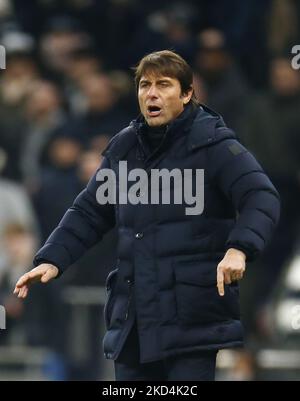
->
xmin=181 ymin=87 xmax=193 ymax=105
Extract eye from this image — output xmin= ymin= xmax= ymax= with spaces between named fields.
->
xmin=139 ymin=82 xmax=149 ymax=88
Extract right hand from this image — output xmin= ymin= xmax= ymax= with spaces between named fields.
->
xmin=13 ymin=263 xmax=59 ymax=299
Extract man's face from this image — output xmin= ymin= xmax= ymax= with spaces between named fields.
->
xmin=138 ymin=74 xmax=193 ymax=127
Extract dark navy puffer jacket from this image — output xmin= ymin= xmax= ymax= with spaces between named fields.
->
xmin=33 ymin=104 xmax=280 ymax=362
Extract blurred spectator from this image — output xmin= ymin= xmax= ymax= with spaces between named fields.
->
xmin=128 ymin=2 xmax=198 ymax=67
xmin=66 ymin=49 xmax=102 ymax=84
xmin=239 ymin=57 xmax=300 ymax=191
xmin=20 ymin=80 xmax=67 ymax=192
xmin=238 ymin=57 xmax=300 ymax=337
xmin=192 ymin=74 xmax=208 ymax=105
xmin=194 ymin=28 xmax=249 ymax=130
xmin=0 ymin=0 xmax=12 ymax=26
xmin=108 ymin=70 xmax=137 ymax=116
xmin=63 ymin=48 xmax=103 ymax=114
xmin=39 ymin=15 xmax=94 ymax=81
xmin=0 ymin=218 xmax=70 ymax=380
xmin=0 ymin=154 xmax=39 ymax=275
xmin=268 ymin=0 xmax=300 ymax=55
xmin=32 ymin=134 xmax=83 ymax=241
xmin=192 ymin=0 xmax=272 ymax=88
xmin=58 ymin=73 xmax=131 ymax=145
xmin=0 ymin=223 xmax=37 ymax=345
xmin=0 ymin=31 xmax=37 ymax=113
xmin=0 ymin=32 xmax=40 ymax=180
xmin=89 ymin=134 xmax=111 ymax=155
xmin=77 ymin=148 xmax=105 ymax=186
xmin=0 ymin=223 xmax=69 ymax=379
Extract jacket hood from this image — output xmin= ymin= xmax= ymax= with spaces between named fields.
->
xmin=186 ymin=104 xmax=236 ymax=152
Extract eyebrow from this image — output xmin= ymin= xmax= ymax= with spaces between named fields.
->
xmin=139 ymin=78 xmax=173 ymax=85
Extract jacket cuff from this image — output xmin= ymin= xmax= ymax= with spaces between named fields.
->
xmin=225 ymin=242 xmax=258 ymax=262
xmin=33 ymin=242 xmax=72 ymax=277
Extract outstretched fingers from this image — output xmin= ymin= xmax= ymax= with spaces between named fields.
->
xmin=14 ymin=273 xmax=30 ymax=290
xmin=15 ymin=285 xmax=28 ymax=298
xmin=14 ymin=270 xmax=42 ymax=296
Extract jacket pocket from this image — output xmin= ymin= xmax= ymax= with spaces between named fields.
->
xmin=173 ymin=259 xmax=240 ymax=325
xmin=103 ymin=267 xmax=119 ymax=329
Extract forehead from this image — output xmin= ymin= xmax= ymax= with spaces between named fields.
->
xmin=139 ymin=73 xmax=179 ymax=84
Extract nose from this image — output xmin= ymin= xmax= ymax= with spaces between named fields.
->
xmin=147 ymin=84 xmax=158 ymax=98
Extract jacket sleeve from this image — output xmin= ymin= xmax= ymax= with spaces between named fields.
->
xmin=33 ymin=156 xmax=116 ymax=276
xmin=208 ymin=138 xmax=281 ymax=261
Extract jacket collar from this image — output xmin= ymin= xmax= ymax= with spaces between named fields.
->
xmin=133 ymin=103 xmax=198 ymax=160
xmin=103 ymin=104 xmax=236 ymax=161
xmin=132 ymin=102 xmax=197 ymax=140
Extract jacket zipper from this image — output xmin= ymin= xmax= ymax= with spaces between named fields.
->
xmin=124 ymin=278 xmax=133 ymax=321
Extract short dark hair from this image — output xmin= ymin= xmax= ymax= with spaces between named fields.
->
xmin=134 ymin=50 xmax=199 ymax=105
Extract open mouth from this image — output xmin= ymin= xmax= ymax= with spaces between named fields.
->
xmin=147 ymin=105 xmax=162 ymax=117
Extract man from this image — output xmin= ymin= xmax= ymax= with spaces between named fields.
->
xmin=14 ymin=50 xmax=280 ymax=381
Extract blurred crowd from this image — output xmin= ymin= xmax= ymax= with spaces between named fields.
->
xmin=0 ymin=0 xmax=300 ymax=380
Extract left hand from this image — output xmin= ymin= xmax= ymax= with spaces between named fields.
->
xmin=217 ymin=248 xmax=246 ymax=296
